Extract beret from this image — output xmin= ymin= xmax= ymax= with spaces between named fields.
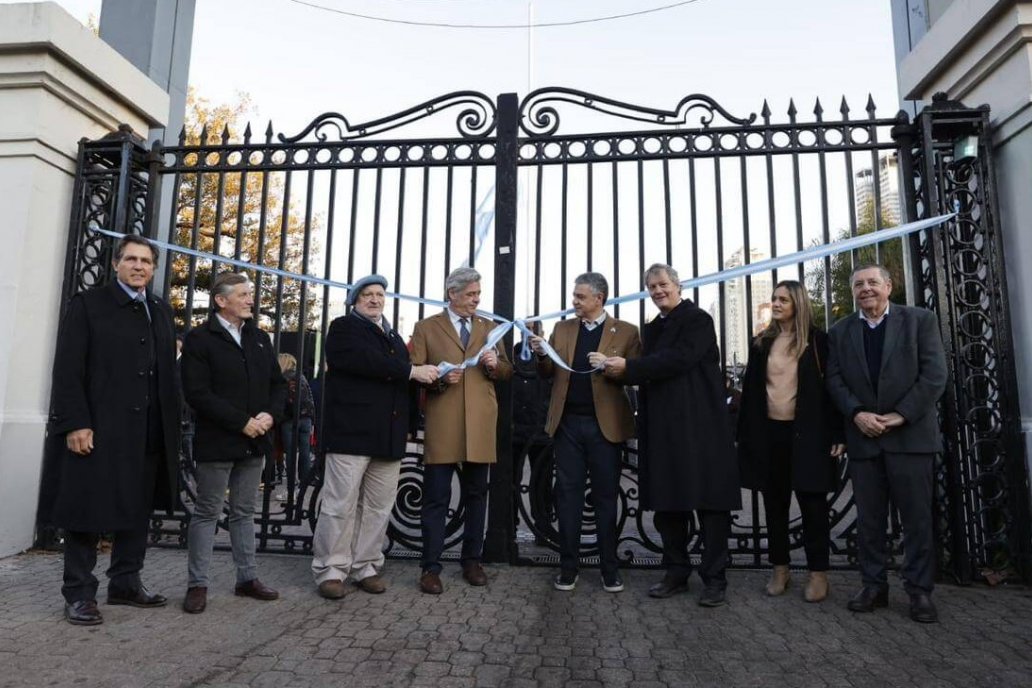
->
xmin=347 ymin=274 xmax=388 ymax=306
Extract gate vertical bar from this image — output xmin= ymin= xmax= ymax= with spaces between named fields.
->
xmin=484 ymin=92 xmax=518 ymax=563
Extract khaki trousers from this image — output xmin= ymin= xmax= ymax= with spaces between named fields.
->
xmin=311 ymin=453 xmax=400 ymax=584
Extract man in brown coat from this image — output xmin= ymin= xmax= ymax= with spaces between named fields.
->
xmin=531 ymin=272 xmax=641 ymax=593
xmin=410 ymin=267 xmax=513 ymax=594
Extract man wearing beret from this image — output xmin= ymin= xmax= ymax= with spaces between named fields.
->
xmin=312 ymin=275 xmax=439 ymax=599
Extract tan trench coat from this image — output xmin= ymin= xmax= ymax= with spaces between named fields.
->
xmin=410 ymin=311 xmax=513 ymax=464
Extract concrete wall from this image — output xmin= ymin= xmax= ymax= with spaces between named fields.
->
xmin=0 ymin=2 xmax=168 ymax=557
xmin=894 ymin=0 xmax=1032 ymax=483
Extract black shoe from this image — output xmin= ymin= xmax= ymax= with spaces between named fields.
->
xmin=553 ymin=571 xmax=578 ymax=591
xmin=65 ymin=600 xmax=103 ymax=626
xmin=909 ymin=592 xmax=938 ymax=623
xmin=847 ymin=585 xmax=889 ymax=613
xmin=648 ymin=573 xmax=689 ymax=599
xmin=601 ymin=572 xmax=624 ymax=593
xmin=698 ymin=585 xmax=727 ymax=608
xmin=108 ymin=585 xmax=167 ymax=608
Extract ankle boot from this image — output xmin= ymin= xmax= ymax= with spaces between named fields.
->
xmin=804 ymin=571 xmax=829 ymax=603
xmin=766 ymin=565 xmax=790 ymax=596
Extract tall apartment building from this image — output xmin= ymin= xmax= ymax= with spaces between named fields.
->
xmin=720 ymin=246 xmax=773 ymax=368
xmin=854 ymin=152 xmax=901 ymax=226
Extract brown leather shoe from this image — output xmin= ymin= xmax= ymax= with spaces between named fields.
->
xmin=183 ymin=586 xmax=207 ymax=614
xmin=234 ymin=579 xmax=279 ymax=601
xmin=317 ymin=579 xmax=348 ymax=600
xmin=65 ymin=599 xmax=103 ymax=626
xmin=419 ymin=571 xmax=443 ymax=595
xmin=462 ymin=562 xmax=488 ymax=587
xmin=355 ymin=575 xmax=387 ymax=594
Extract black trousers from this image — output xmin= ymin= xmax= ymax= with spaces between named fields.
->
xmin=848 ymin=451 xmax=935 ymax=594
xmin=762 ymin=419 xmax=831 ymax=570
xmin=61 ymin=450 xmax=160 ymax=604
xmin=421 ymin=462 xmax=489 ymax=573
xmin=654 ymin=509 xmax=731 ymax=588
xmin=553 ymin=414 xmax=622 ymax=577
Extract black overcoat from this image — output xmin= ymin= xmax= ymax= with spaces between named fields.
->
xmin=322 ymin=311 xmax=415 ymax=460
xmin=42 ymin=281 xmax=181 ymax=532
xmin=181 ymin=316 xmax=287 ymax=463
xmin=623 ymin=299 xmax=741 ymax=512
xmin=736 ymin=329 xmax=845 ymax=493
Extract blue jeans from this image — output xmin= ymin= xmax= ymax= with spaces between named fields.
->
xmin=187 ymin=457 xmax=265 ymax=587
xmin=281 ymin=417 xmax=313 ymax=485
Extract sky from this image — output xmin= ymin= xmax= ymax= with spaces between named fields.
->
xmin=9 ymin=0 xmax=904 ymax=340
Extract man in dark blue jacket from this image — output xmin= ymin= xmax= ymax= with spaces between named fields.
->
xmin=180 ymin=272 xmax=287 ymax=614
xmin=827 ymin=264 xmax=947 ymax=623
xmin=311 ymin=275 xmax=439 ymax=599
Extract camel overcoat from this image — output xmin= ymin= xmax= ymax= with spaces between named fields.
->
xmin=410 ymin=311 xmax=512 ymax=464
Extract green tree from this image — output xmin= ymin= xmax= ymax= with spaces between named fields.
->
xmin=807 ymin=199 xmax=906 ymax=327
xmin=169 ymin=90 xmax=320 ymax=332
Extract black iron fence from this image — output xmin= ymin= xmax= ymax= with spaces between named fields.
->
xmin=51 ymin=89 xmax=1029 ymax=582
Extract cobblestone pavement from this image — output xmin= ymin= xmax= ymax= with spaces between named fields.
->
xmin=2 ymin=549 xmax=1031 ymax=688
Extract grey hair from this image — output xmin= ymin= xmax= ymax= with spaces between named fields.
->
xmin=574 ymin=272 xmax=609 ymax=301
xmin=445 ymin=266 xmax=481 ymax=299
xmin=643 ymin=263 xmax=681 ymax=290
xmin=210 ymin=272 xmax=252 ymax=311
xmin=850 ymin=263 xmax=892 ymax=283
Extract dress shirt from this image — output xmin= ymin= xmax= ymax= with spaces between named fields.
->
xmin=215 ymin=313 xmax=243 ymax=347
xmin=447 ymin=307 xmax=471 ymax=339
xmin=580 ymin=312 xmax=607 ymax=332
xmin=117 ymin=279 xmax=150 ymax=321
xmin=859 ymin=301 xmax=891 ymax=329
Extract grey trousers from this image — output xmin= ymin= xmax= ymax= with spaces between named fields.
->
xmin=848 ymin=451 xmax=935 ymax=594
xmin=187 ymin=457 xmax=265 ymax=588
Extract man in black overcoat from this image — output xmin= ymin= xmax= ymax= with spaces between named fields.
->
xmin=603 ymin=263 xmax=741 ymax=607
xmin=43 ymin=234 xmax=180 ymax=625
xmin=826 ymin=264 xmax=947 ymax=623
xmin=180 ymin=271 xmax=287 ymax=614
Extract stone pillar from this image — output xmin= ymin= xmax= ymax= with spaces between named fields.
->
xmin=0 ymin=2 xmax=168 ymax=557
xmin=895 ymin=0 xmax=1032 ymax=534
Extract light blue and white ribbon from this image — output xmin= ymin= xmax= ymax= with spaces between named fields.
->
xmin=89 ymin=213 xmax=953 ymax=376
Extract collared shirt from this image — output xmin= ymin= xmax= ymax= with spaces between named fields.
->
xmin=859 ymin=301 xmax=891 ymax=329
xmin=216 ymin=313 xmax=244 ymax=347
xmin=580 ymin=312 xmax=607 ymax=332
xmin=117 ymin=279 xmax=150 ymax=321
xmin=447 ymin=307 xmax=472 ymax=339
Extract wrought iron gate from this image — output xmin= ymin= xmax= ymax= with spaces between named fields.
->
xmin=51 ymin=89 xmax=1030 ymax=582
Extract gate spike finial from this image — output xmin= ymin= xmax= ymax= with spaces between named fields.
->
xmin=840 ymin=96 xmax=850 ymax=119
xmin=813 ymin=97 xmax=824 ymax=119
xmin=787 ymin=98 xmax=797 ymax=121
xmin=265 ymin=121 xmax=274 ymax=143
xmin=243 ymin=123 xmax=252 ymax=144
xmin=199 ymin=123 xmax=209 ymax=145
xmin=177 ymin=126 xmax=186 ymax=145
xmin=866 ymin=94 xmax=877 ymax=117
xmin=220 ymin=124 xmax=231 ymax=145
xmin=760 ymin=99 xmax=771 ymax=122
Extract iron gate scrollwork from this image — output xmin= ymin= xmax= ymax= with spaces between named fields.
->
xmin=50 ymin=89 xmax=1030 ymax=582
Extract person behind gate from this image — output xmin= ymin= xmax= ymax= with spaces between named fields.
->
xmin=529 ymin=272 xmax=641 ymax=593
xmin=826 ymin=264 xmax=947 ymax=623
xmin=180 ymin=271 xmax=287 ymax=614
xmin=737 ymin=280 xmax=845 ymax=603
xmin=603 ymin=263 xmax=740 ymax=607
xmin=410 ymin=267 xmax=513 ymax=594
xmin=43 ymin=234 xmax=181 ymax=626
xmin=311 ymin=275 xmax=440 ymax=599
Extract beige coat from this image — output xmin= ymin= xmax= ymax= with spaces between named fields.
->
xmin=410 ymin=311 xmax=513 ymax=464
xmin=539 ymin=314 xmax=641 ymax=443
